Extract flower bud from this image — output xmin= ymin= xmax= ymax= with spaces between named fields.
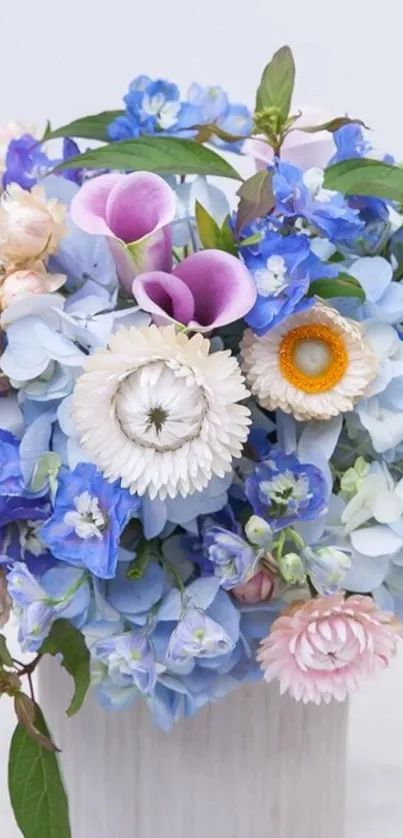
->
xmin=0 ymin=262 xmax=65 ymax=309
xmin=232 ymin=568 xmax=275 ymax=603
xmin=0 ymin=184 xmax=67 ymax=266
xmin=244 ymin=515 xmax=273 ymax=549
xmin=279 ymin=552 xmax=306 ymax=585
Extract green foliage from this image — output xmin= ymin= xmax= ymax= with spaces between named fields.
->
xmin=42 ymin=111 xmax=124 ymax=142
xmin=40 ymin=620 xmax=90 ymax=717
xmin=54 ymin=136 xmax=241 ymax=179
xmin=255 ymin=45 xmax=295 ymax=122
xmin=195 ymin=203 xmax=237 ymax=255
xmin=235 ymin=170 xmax=275 ymax=236
xmin=0 ymin=633 xmax=14 ymax=668
xmin=324 ymin=158 xmax=403 ymax=203
xmin=8 ymin=706 xmax=71 ymax=838
xmin=308 ymin=273 xmax=365 ymax=302
xmin=127 ymin=537 xmax=161 ymax=580
xmin=299 ymin=116 xmax=368 ymax=134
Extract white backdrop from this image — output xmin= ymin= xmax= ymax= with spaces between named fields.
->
xmin=1 ymin=0 xmax=403 ymax=835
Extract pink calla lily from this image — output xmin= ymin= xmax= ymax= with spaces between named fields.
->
xmin=245 ymin=106 xmax=335 ymax=172
xmin=70 ymin=172 xmax=176 ymax=292
xmin=132 ymin=249 xmax=257 ymax=332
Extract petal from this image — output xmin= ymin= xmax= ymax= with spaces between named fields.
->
xmin=133 ymin=271 xmax=196 ymax=326
xmin=105 ymin=172 xmax=176 ymax=245
xmin=349 ymin=256 xmax=392 ymax=303
xmin=343 ymin=550 xmax=389 ymax=592
xmin=350 ymin=524 xmax=403 ymax=557
xmin=70 ymin=173 xmax=124 ymax=236
xmin=174 ymin=250 xmax=257 ymax=331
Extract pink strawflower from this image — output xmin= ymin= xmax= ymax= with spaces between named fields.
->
xmin=257 ymin=594 xmax=401 ymax=704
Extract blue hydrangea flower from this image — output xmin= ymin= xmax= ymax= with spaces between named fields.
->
xmin=203 ymin=527 xmax=259 ymax=589
xmin=245 ymin=448 xmax=327 ymax=530
xmin=41 ymin=463 xmax=140 ymax=579
xmin=7 ymin=562 xmax=90 ymax=651
xmin=166 ymin=606 xmax=235 ymax=664
xmin=242 ymin=232 xmax=337 ymax=334
xmin=92 ymin=630 xmax=159 ymax=696
xmin=3 ymin=133 xmax=52 ymax=190
xmin=272 ymin=160 xmax=363 ymax=242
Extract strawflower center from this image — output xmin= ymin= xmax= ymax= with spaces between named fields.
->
xmin=278 ymin=323 xmax=348 ymax=394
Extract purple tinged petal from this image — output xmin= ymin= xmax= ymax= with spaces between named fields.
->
xmin=105 ymin=172 xmax=176 ymax=244
xmin=133 ymin=271 xmax=196 ymax=325
xmin=70 ymin=173 xmax=123 ymax=236
xmin=174 ymin=250 xmax=257 ymax=331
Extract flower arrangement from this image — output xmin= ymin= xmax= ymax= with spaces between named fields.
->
xmin=1 ymin=44 xmax=403 ymax=835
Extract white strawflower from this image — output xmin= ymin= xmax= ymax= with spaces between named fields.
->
xmin=73 ymin=325 xmax=251 ymax=500
xmin=0 ymin=183 xmax=67 ymax=267
xmin=241 ymin=302 xmax=378 ymax=421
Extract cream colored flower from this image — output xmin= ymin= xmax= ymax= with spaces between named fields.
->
xmin=0 ymin=184 xmax=67 ymax=267
xmin=241 ymin=302 xmax=378 ymax=421
xmin=0 ymin=261 xmax=65 ymax=310
xmin=73 ymin=325 xmax=251 ymax=499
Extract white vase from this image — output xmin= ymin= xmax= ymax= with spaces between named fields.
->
xmin=39 ymin=656 xmax=347 ymax=838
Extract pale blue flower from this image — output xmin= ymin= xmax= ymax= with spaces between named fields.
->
xmin=166 ymin=606 xmax=235 ymax=664
xmin=203 ymin=527 xmax=258 ymax=590
xmin=348 ymin=256 xmax=403 ymax=324
xmin=7 ymin=562 xmax=90 ymax=651
xmin=302 ymin=545 xmax=351 ymax=595
xmin=141 ymin=474 xmax=232 ymax=539
xmin=92 ymin=630 xmax=159 ymax=695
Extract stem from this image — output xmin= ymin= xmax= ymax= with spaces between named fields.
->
xmin=161 ymin=557 xmax=185 ymax=595
xmin=17 ymin=654 xmax=42 ymax=677
xmin=27 ymin=671 xmax=35 ymax=703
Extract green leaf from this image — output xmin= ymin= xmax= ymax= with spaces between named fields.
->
xmin=235 ymin=170 xmax=275 ymax=235
xmin=40 ymin=620 xmax=90 ymax=717
xmin=195 ymin=201 xmax=221 ymax=248
xmin=42 ymin=110 xmax=124 ymax=142
xmin=299 ymin=116 xmax=368 ymax=134
xmin=256 ymin=45 xmax=296 ymax=120
xmin=54 ymin=137 xmax=241 ymax=179
xmin=0 ymin=633 xmax=14 ymax=668
xmin=238 ymin=232 xmax=263 ymax=247
xmin=8 ymin=706 xmax=71 ymax=838
xmin=324 ymin=158 xmax=403 ymax=202
xmin=195 ymin=204 xmax=238 ymax=255
xmin=308 ymin=273 xmax=365 ymax=302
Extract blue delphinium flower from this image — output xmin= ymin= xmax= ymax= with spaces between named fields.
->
xmin=3 ymin=133 xmax=52 ymax=190
xmin=0 ymin=519 xmax=54 ymax=575
xmin=272 ymin=160 xmax=363 ymax=242
xmin=245 ymin=448 xmax=327 ymax=530
xmin=203 ymin=527 xmax=259 ymax=589
xmin=242 ymin=232 xmax=338 ymax=335
xmin=60 ymin=137 xmax=86 ymax=185
xmin=302 ymin=545 xmax=351 ymax=595
xmin=186 ymin=83 xmax=252 ymax=150
xmin=108 ymin=76 xmax=197 ymax=141
xmin=7 ymin=562 xmax=90 ymax=651
xmin=328 ymin=124 xmax=371 ymax=164
xmin=41 ymin=463 xmax=140 ymax=579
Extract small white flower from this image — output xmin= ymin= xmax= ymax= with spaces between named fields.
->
xmin=254 ymin=255 xmax=288 ymax=297
xmin=73 ymin=325 xmax=251 ymax=500
xmin=261 ymin=471 xmax=311 ymax=505
xmin=241 ymin=302 xmax=378 ymax=421
xmin=64 ymin=491 xmax=107 ymax=540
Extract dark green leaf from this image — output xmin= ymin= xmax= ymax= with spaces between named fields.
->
xmin=218 ymin=216 xmax=238 ymax=256
xmin=40 ymin=620 xmax=90 ymax=717
xmin=256 ymin=45 xmax=296 ymax=120
xmin=195 ymin=201 xmax=221 ymax=248
xmin=0 ymin=633 xmax=14 ymax=668
xmin=42 ymin=110 xmax=124 ymax=142
xmin=324 ymin=158 xmax=403 ymax=202
xmin=54 ymin=137 xmax=241 ymax=179
xmin=299 ymin=116 xmax=368 ymax=134
xmin=14 ymin=694 xmax=60 ymax=753
xmin=8 ymin=706 xmax=71 ymax=838
xmin=235 ymin=170 xmax=275 ymax=235
xmin=193 ymin=123 xmax=250 ymax=144
xmin=308 ymin=273 xmax=365 ymax=302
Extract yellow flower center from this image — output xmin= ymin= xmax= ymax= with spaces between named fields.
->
xmin=278 ymin=324 xmax=348 ymax=394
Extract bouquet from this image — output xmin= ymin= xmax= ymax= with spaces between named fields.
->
xmin=1 ymin=45 xmax=403 ymax=835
